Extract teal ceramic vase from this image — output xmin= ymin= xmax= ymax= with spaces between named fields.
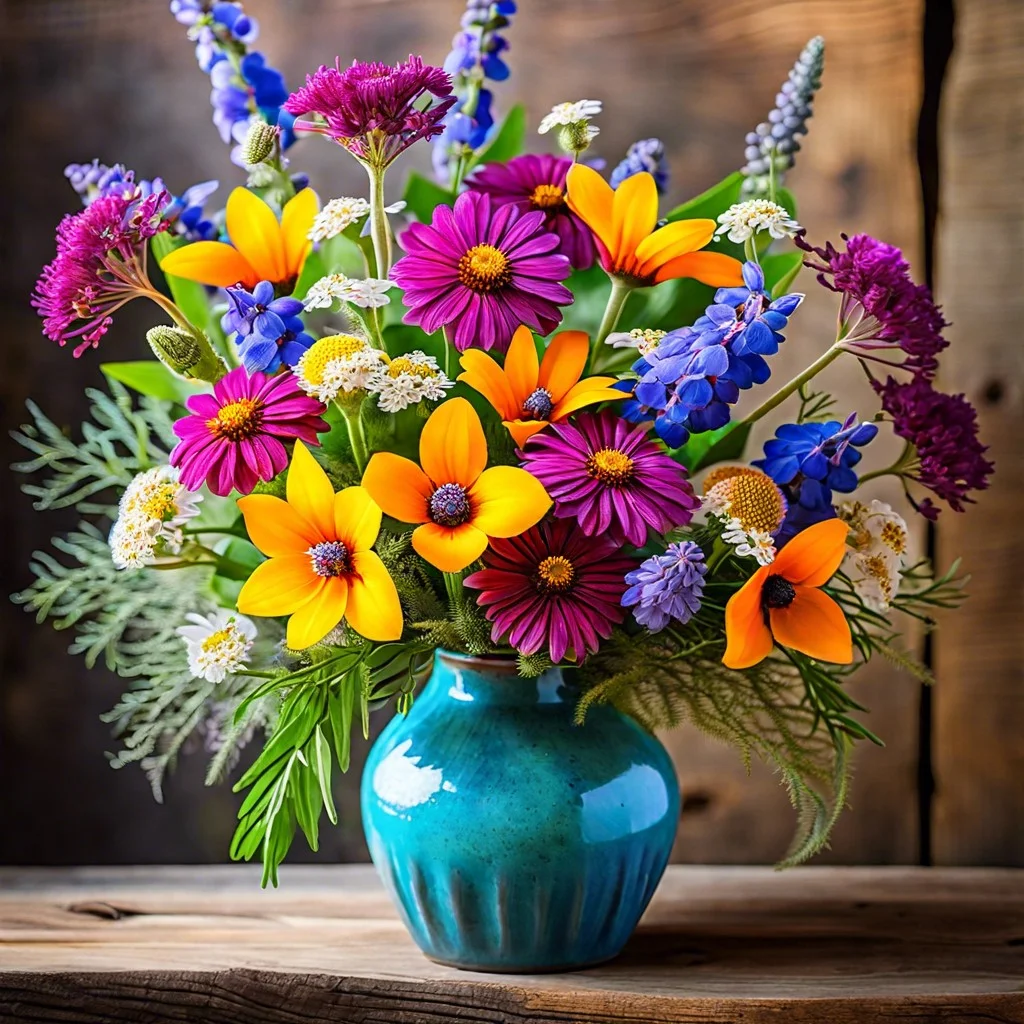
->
xmin=360 ymin=649 xmax=680 ymax=973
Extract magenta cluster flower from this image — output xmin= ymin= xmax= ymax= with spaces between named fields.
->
xmin=32 ymin=190 xmax=171 ymax=356
xmin=392 ymin=190 xmax=572 ymax=353
xmin=171 ymin=366 xmax=328 ymax=496
xmin=284 ymin=55 xmax=455 ymax=167
xmin=520 ymin=411 xmax=700 ymax=547
xmin=468 ymin=154 xmax=596 ymax=269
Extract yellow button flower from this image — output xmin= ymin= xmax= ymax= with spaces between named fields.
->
xmin=361 ymin=397 xmax=551 ymax=573
xmin=159 ymin=186 xmax=319 ymax=289
xmin=236 ymin=442 xmax=402 ymax=649
xmin=458 ymin=325 xmax=624 ymax=448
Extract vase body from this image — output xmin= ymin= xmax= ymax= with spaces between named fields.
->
xmin=360 ymin=649 xmax=680 ymax=973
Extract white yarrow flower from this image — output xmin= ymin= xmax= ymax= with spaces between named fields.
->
xmin=368 ymin=350 xmax=454 ymax=413
xmin=295 ymin=334 xmax=388 ymax=404
xmin=303 ymin=274 xmax=395 ymax=312
xmin=606 ymin=327 xmax=666 ymax=357
xmin=308 ymin=197 xmax=371 ymax=242
xmin=721 ymin=518 xmax=777 ymax=566
xmin=177 ymin=610 xmax=257 ymax=683
xmin=538 ymin=99 xmax=602 ymax=134
xmin=839 ymin=499 xmax=909 ymax=612
xmin=714 ymin=199 xmax=801 ymax=243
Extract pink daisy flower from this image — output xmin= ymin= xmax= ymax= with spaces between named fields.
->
xmin=391 ymin=190 xmax=573 ymax=353
xmin=170 ymin=367 xmax=328 ymax=497
xmin=465 ymin=520 xmax=635 ymax=663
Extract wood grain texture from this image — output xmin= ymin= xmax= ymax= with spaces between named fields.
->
xmin=932 ymin=0 xmax=1024 ymax=866
xmin=2 ymin=866 xmax=1023 ymax=1023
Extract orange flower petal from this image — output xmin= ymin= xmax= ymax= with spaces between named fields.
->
xmin=722 ymin=566 xmax=774 ymax=669
xmin=237 ymin=494 xmax=319 ymax=557
xmin=226 ymin=187 xmax=286 ymax=284
xmin=346 ymin=550 xmax=403 ymax=641
xmin=611 ymin=171 xmax=658 ymax=268
xmin=334 ymin=486 xmax=381 ymax=552
xmin=159 ymin=241 xmax=259 ymax=289
xmin=469 ymin=465 xmax=551 ymax=538
xmin=565 ymin=164 xmax=616 ymax=254
xmin=653 ymin=250 xmax=745 ymax=286
xmin=237 ymin=554 xmax=323 ymax=617
xmin=552 ymin=381 xmax=625 ymax=420
xmin=286 ymin=441 xmax=336 ymax=541
xmin=769 ymin=586 xmax=853 ymax=664
xmin=361 ymin=453 xmax=432 ymax=524
xmin=504 ymin=325 xmax=540 ymax=405
xmin=635 ymin=218 xmax=716 ymax=277
xmin=458 ymin=350 xmax=519 ymax=420
xmin=280 ymin=187 xmax=319 ymax=281
xmin=412 ymin=521 xmax=489 ymax=573
xmin=538 ymin=330 xmax=589 ymax=403
xmin=504 ymin=419 xmax=549 ymax=448
xmin=774 ymin=518 xmax=850 ymax=587
xmin=286 ymin=576 xmax=348 ymax=649
xmin=419 ymin=397 xmax=487 ymax=488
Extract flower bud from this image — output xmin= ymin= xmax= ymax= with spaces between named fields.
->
xmin=146 ymin=324 xmax=227 ymax=383
xmin=240 ymin=119 xmax=279 ymax=166
xmin=557 ymin=121 xmax=597 ymax=157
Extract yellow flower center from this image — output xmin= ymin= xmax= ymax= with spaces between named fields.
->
xmin=536 ymin=554 xmax=575 ymax=592
xmin=200 ymin=627 xmax=234 ymax=652
xmin=529 ymin=183 xmax=564 ymax=209
xmin=300 ymin=334 xmax=368 ymax=385
xmin=458 ymin=244 xmax=512 ymax=292
xmin=207 ymin=398 xmax=262 ymax=442
xmin=863 ymin=554 xmax=895 ymax=597
xmin=880 ymin=521 xmax=907 ymax=554
xmin=387 ymin=357 xmax=438 ymax=380
xmin=586 ymin=447 xmax=635 ymax=485
xmin=137 ymin=484 xmax=179 ymax=522
xmin=706 ymin=468 xmax=787 ymax=535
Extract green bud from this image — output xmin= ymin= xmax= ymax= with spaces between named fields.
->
xmin=240 ymin=119 xmax=279 ymax=166
xmin=146 ymin=324 xmax=227 ymax=384
xmin=557 ymin=121 xmax=596 ymax=157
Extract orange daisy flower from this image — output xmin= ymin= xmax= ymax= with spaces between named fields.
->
xmin=361 ymin=397 xmax=551 ymax=572
xmin=458 ymin=325 xmax=624 ymax=447
xmin=565 ymin=164 xmax=743 ymax=287
xmin=723 ymin=518 xmax=853 ymax=670
xmin=159 ymin=186 xmax=319 ymax=290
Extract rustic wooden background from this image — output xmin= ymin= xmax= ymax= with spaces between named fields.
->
xmin=1 ymin=0 xmax=1019 ymax=868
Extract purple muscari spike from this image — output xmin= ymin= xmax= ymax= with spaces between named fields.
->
xmin=610 ymin=138 xmax=670 ymax=193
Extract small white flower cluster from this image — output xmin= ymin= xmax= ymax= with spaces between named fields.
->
xmin=839 ymin=499 xmax=909 ymax=612
xmin=109 ymin=465 xmax=202 ymax=570
xmin=308 ymin=197 xmax=407 ymax=244
xmin=714 ymin=199 xmax=801 ymax=244
xmin=295 ymin=334 xmax=388 ymax=403
xmin=368 ymin=351 xmax=454 ymax=412
xmin=303 ymin=273 xmax=396 ymax=311
xmin=607 ymin=327 xmax=667 ymax=357
xmin=177 ymin=610 xmax=257 ymax=683
xmin=539 ymin=100 xmax=601 ymax=152
xmin=720 ymin=519 xmax=777 ymax=566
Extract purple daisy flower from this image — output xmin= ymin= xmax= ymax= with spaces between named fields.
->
xmin=623 ymin=540 xmax=707 ymax=632
xmin=392 ymin=190 xmax=573 ymax=353
xmin=520 ymin=410 xmax=700 ymax=547
xmin=467 ymin=154 xmax=595 ymax=269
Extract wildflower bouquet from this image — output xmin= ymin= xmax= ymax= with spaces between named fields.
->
xmin=16 ymin=4 xmax=991 ymax=885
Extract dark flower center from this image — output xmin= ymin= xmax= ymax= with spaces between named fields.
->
xmin=535 ymin=554 xmax=575 ymax=593
xmin=762 ymin=575 xmax=796 ymax=610
xmin=586 ymin=447 xmax=635 ymax=486
xmin=308 ymin=540 xmax=351 ymax=578
xmin=458 ymin=244 xmax=512 ymax=292
xmin=521 ymin=387 xmax=554 ymax=420
xmin=429 ymin=483 xmax=472 ymax=527
xmin=529 ymin=183 xmax=564 ymax=209
xmin=206 ymin=398 xmax=263 ymax=442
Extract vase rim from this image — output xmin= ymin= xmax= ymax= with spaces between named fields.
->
xmin=436 ymin=649 xmax=522 ymax=675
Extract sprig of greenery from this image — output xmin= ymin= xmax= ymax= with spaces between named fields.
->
xmin=796 ymin=381 xmax=838 ymax=424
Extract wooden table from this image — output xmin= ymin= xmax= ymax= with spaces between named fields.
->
xmin=1 ymin=866 xmax=1021 ymax=1023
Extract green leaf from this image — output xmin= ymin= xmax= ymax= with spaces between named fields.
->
xmin=101 ymin=361 xmax=206 ymax=404
xmin=675 ymin=420 xmax=752 ymax=474
xmin=402 ymin=171 xmax=455 ymax=224
xmin=776 ymin=186 xmax=798 ymax=219
xmin=762 ymin=250 xmax=804 ymax=296
xmin=665 ymin=172 xmax=743 ymax=223
xmin=313 ymin=725 xmax=337 ymax=826
xmin=150 ymin=233 xmax=214 ymax=332
xmin=469 ymin=104 xmax=527 ymax=169
xmin=291 ymin=249 xmax=327 ymax=302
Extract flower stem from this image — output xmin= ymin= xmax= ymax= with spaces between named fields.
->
xmin=367 ymin=165 xmax=393 ymax=281
xmin=742 ymin=342 xmax=846 ymax=426
xmin=857 ymin=441 xmax=917 ymax=485
xmin=443 ymin=570 xmax=465 ymax=611
xmin=595 ymin=276 xmax=633 ymax=348
xmin=338 ymin=401 xmax=369 ymax=473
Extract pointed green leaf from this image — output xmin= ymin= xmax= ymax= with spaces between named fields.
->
xmin=469 ymin=104 xmax=527 ymax=169
xmin=101 ymin=361 xmax=207 ymax=404
xmin=402 ymin=171 xmax=455 ymax=224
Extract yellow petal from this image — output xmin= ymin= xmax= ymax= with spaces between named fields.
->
xmin=565 ymin=164 xmax=615 ymax=253
xmin=237 ymin=494 xmax=320 ymax=557
xmin=334 ymin=486 xmax=381 ymax=552
xmin=611 ymin=171 xmax=658 ymax=269
xmin=504 ymin=325 xmax=540 ymax=406
xmin=538 ymin=330 xmax=589 ymax=403
xmin=458 ymin=350 xmax=519 ymax=420
xmin=722 ymin=566 xmax=774 ymax=669
xmin=361 ymin=452 xmax=431 ymax=524
xmin=286 ymin=441 xmax=336 ymax=541
xmin=345 ymin=550 xmax=403 ymax=641
xmin=159 ymin=241 xmax=259 ymax=289
xmin=505 ymin=419 xmax=549 ymax=448
xmin=412 ymin=522 xmax=488 ymax=572
xmin=551 ymin=385 xmax=626 ymax=420
xmin=281 ymin=187 xmax=319 ymax=281
xmin=237 ymin=554 xmax=323 ymax=617
xmin=419 ymin=397 xmax=487 ymax=488
xmin=635 ymin=218 xmax=716 ymax=277
xmin=774 ymin=518 xmax=849 ymax=587
xmin=769 ymin=586 xmax=853 ymax=664
xmin=469 ymin=465 xmax=551 ymax=538
xmin=226 ymin=187 xmax=287 ymax=284
xmin=286 ymin=576 xmax=348 ymax=649
xmin=653 ymin=250 xmax=745 ymax=286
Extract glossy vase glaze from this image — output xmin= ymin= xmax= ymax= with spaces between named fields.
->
xmin=360 ymin=649 xmax=680 ymax=973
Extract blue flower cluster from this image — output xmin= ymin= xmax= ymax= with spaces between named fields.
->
xmin=623 ymin=541 xmax=707 ymax=632
xmin=221 ymin=280 xmax=314 ymax=373
xmin=610 ymin=138 xmax=670 ymax=193
xmin=755 ymin=414 xmax=878 ymax=543
xmin=433 ymin=0 xmax=517 ymax=182
xmin=170 ymin=1 xmax=295 ymax=166
xmin=621 ymin=262 xmax=803 ymax=448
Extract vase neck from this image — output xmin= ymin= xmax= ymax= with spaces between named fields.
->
xmin=429 ymin=650 xmax=570 ymax=707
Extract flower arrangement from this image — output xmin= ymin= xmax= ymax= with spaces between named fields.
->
xmin=15 ymin=4 xmax=991 ymax=887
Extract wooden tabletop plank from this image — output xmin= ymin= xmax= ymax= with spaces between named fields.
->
xmin=1 ymin=867 xmax=1021 ymax=1023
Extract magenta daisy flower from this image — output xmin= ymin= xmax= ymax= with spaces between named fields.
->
xmin=465 ymin=520 xmax=635 ymax=663
xmin=32 ymin=189 xmax=172 ymax=356
xmin=392 ymin=190 xmax=573 ymax=353
xmin=467 ymin=154 xmax=596 ymax=270
xmin=170 ymin=367 xmax=329 ymax=497
xmin=520 ymin=411 xmax=700 ymax=547
xmin=284 ymin=55 xmax=455 ymax=168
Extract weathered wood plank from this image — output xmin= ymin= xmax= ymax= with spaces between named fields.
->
xmin=1 ymin=867 xmax=1022 ymax=1023
xmin=932 ymin=0 xmax=1024 ymax=866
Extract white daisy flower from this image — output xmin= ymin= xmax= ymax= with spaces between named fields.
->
xmin=367 ymin=350 xmax=454 ymax=413
xmin=606 ymin=327 xmax=666 ymax=357
xmin=177 ymin=610 xmax=257 ymax=683
xmin=839 ymin=499 xmax=909 ymax=612
xmin=303 ymin=274 xmax=396 ymax=312
xmin=538 ymin=99 xmax=602 ymax=134
xmin=714 ymin=199 xmax=801 ymax=244
xmin=294 ymin=334 xmax=388 ymax=403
